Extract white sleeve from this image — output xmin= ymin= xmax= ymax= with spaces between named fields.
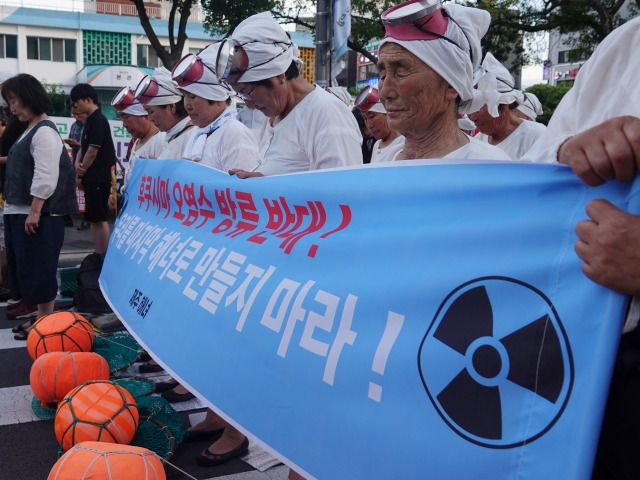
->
xmin=30 ymin=126 xmax=64 ymax=199
xmin=305 ymin=104 xmax=363 ymax=170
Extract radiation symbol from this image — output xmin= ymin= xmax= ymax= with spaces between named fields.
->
xmin=418 ymin=277 xmax=574 ymax=449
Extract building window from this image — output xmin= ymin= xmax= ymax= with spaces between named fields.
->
xmin=557 ymin=49 xmax=587 ymax=64
xmin=136 ymin=45 xmax=163 ymax=68
xmin=26 ymin=37 xmax=76 ymax=61
xmin=84 ymin=31 xmax=130 ymax=65
xmin=0 ymin=34 xmax=18 ymax=58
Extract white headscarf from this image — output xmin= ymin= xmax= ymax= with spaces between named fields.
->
xmin=369 ymin=102 xmax=387 ymax=114
xmin=121 ymin=101 xmax=148 ymax=116
xmin=231 ymin=11 xmax=294 ymax=82
xmin=145 ymin=67 xmax=183 ymax=106
xmin=325 ymin=86 xmax=352 ymax=107
xmin=475 ymin=52 xmax=525 ymax=117
xmin=517 ymin=91 xmax=543 ymax=120
xmin=178 ymin=43 xmax=231 ymax=101
xmin=380 ymin=3 xmax=490 ymax=114
xmin=458 ymin=114 xmax=476 ymax=132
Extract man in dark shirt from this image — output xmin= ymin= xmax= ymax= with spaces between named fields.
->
xmin=70 ymin=83 xmax=115 ymax=254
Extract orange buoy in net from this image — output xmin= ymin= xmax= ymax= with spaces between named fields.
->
xmin=30 ymin=351 xmax=110 ymax=405
xmin=47 ymin=441 xmax=166 ymax=480
xmin=27 ymin=311 xmax=94 ymax=360
xmin=54 ymin=380 xmax=139 ymax=451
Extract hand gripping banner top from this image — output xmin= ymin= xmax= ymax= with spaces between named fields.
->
xmin=100 ymin=158 xmax=640 ymax=480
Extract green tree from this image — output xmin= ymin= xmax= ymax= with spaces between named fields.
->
xmin=43 ymin=81 xmax=70 ymax=117
xmin=132 ymin=0 xmax=639 ymax=73
xmin=468 ymin=0 xmax=640 ymax=67
xmin=525 ymin=83 xmax=572 ymax=125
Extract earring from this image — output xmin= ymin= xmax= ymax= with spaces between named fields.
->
xmin=281 ymin=78 xmax=285 ymax=85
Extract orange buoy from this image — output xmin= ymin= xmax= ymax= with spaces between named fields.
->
xmin=30 ymin=351 xmax=109 ymax=405
xmin=54 ymin=380 xmax=139 ymax=451
xmin=27 ymin=311 xmax=94 ymax=360
xmin=47 ymin=441 xmax=165 ymax=479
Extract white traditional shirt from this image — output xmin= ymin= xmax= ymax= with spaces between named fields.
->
xmin=159 ymin=117 xmax=193 ymax=160
xmin=370 ymin=136 xmax=405 ymax=164
xmin=388 ymin=135 xmax=511 ymax=162
xmin=252 ymin=86 xmax=362 ymax=175
xmin=475 ymin=120 xmax=546 ymax=160
xmin=183 ymin=107 xmax=258 ymax=172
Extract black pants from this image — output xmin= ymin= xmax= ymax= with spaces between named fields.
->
xmin=592 ymin=328 xmax=640 ymax=479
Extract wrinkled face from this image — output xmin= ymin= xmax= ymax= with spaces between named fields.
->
xmin=362 ymin=111 xmax=391 ymax=141
xmin=233 ymin=77 xmax=285 ymax=118
xmin=183 ymin=92 xmax=226 ymax=127
xmin=144 ymin=104 xmax=175 ymax=132
xmin=468 ymin=104 xmax=505 ymax=136
xmin=377 ymin=43 xmax=456 ymax=138
xmin=119 ymin=113 xmax=151 ymax=138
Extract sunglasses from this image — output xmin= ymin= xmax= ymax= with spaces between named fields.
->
xmin=134 ymin=75 xmax=177 ymax=104
xmin=216 ymin=38 xmax=293 ymax=85
xmin=111 ymin=86 xmax=135 ymax=112
xmin=354 ymin=85 xmax=380 ymax=112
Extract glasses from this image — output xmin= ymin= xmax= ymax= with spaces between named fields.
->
xmin=171 ymin=46 xmax=222 ymax=87
xmin=111 ymin=86 xmax=135 ymax=112
xmin=216 ymin=38 xmax=292 ymax=85
xmin=354 ymin=85 xmax=380 ymax=112
xmin=236 ymin=83 xmax=258 ymax=101
xmin=134 ymin=75 xmax=176 ymax=104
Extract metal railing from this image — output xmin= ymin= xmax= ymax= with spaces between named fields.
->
xmin=0 ymin=0 xmax=205 ymax=22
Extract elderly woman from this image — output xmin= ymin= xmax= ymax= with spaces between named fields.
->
xmin=1 ymin=74 xmax=77 ymax=337
xmin=354 ymin=86 xmax=404 ymax=163
xmin=515 ymin=91 xmax=543 ymax=122
xmin=172 ymin=43 xmax=257 ymax=171
xmin=111 ymin=88 xmax=164 ymax=188
xmin=468 ymin=53 xmax=546 ymax=159
xmin=134 ymin=67 xmax=194 ymax=159
xmin=217 ymin=11 xmax=362 ymax=176
xmin=376 ymin=0 xmax=509 ymax=161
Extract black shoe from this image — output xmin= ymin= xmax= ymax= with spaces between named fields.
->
xmin=139 ymin=362 xmax=164 ymax=374
xmin=161 ymin=388 xmax=195 ymax=403
xmin=77 ymin=222 xmax=90 ymax=231
xmin=196 ymin=437 xmax=249 ymax=466
xmin=153 ymin=380 xmax=179 ymax=393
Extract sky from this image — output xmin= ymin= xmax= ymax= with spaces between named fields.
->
xmin=521 ymin=64 xmax=545 ymax=88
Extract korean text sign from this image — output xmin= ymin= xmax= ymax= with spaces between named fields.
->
xmin=101 ymin=159 xmax=640 ymax=480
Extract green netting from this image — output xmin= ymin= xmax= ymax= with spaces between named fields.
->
xmin=136 ymin=396 xmax=188 ymax=451
xmin=31 ymin=396 xmax=57 ymax=421
xmin=93 ymin=333 xmax=142 ymax=372
xmin=112 ymin=377 xmax=155 ymax=398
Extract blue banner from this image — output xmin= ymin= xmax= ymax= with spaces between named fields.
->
xmin=101 ymin=159 xmax=640 ymax=479
xmin=333 ymin=0 xmax=350 ymax=61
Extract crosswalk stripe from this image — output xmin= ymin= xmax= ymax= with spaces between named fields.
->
xmin=0 ymin=385 xmax=40 ymax=426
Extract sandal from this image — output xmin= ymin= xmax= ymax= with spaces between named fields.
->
xmin=14 ymin=327 xmax=32 ymax=341
xmin=12 ymin=319 xmax=35 ymax=334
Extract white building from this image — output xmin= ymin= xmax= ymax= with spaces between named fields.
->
xmin=0 ymin=0 xmax=314 ymax=119
xmin=546 ymin=0 xmax=637 ymax=86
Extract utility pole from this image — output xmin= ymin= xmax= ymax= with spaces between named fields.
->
xmin=315 ymin=0 xmax=331 ymax=87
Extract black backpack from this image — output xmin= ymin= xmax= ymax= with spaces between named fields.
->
xmin=74 ymin=253 xmax=111 ymax=314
